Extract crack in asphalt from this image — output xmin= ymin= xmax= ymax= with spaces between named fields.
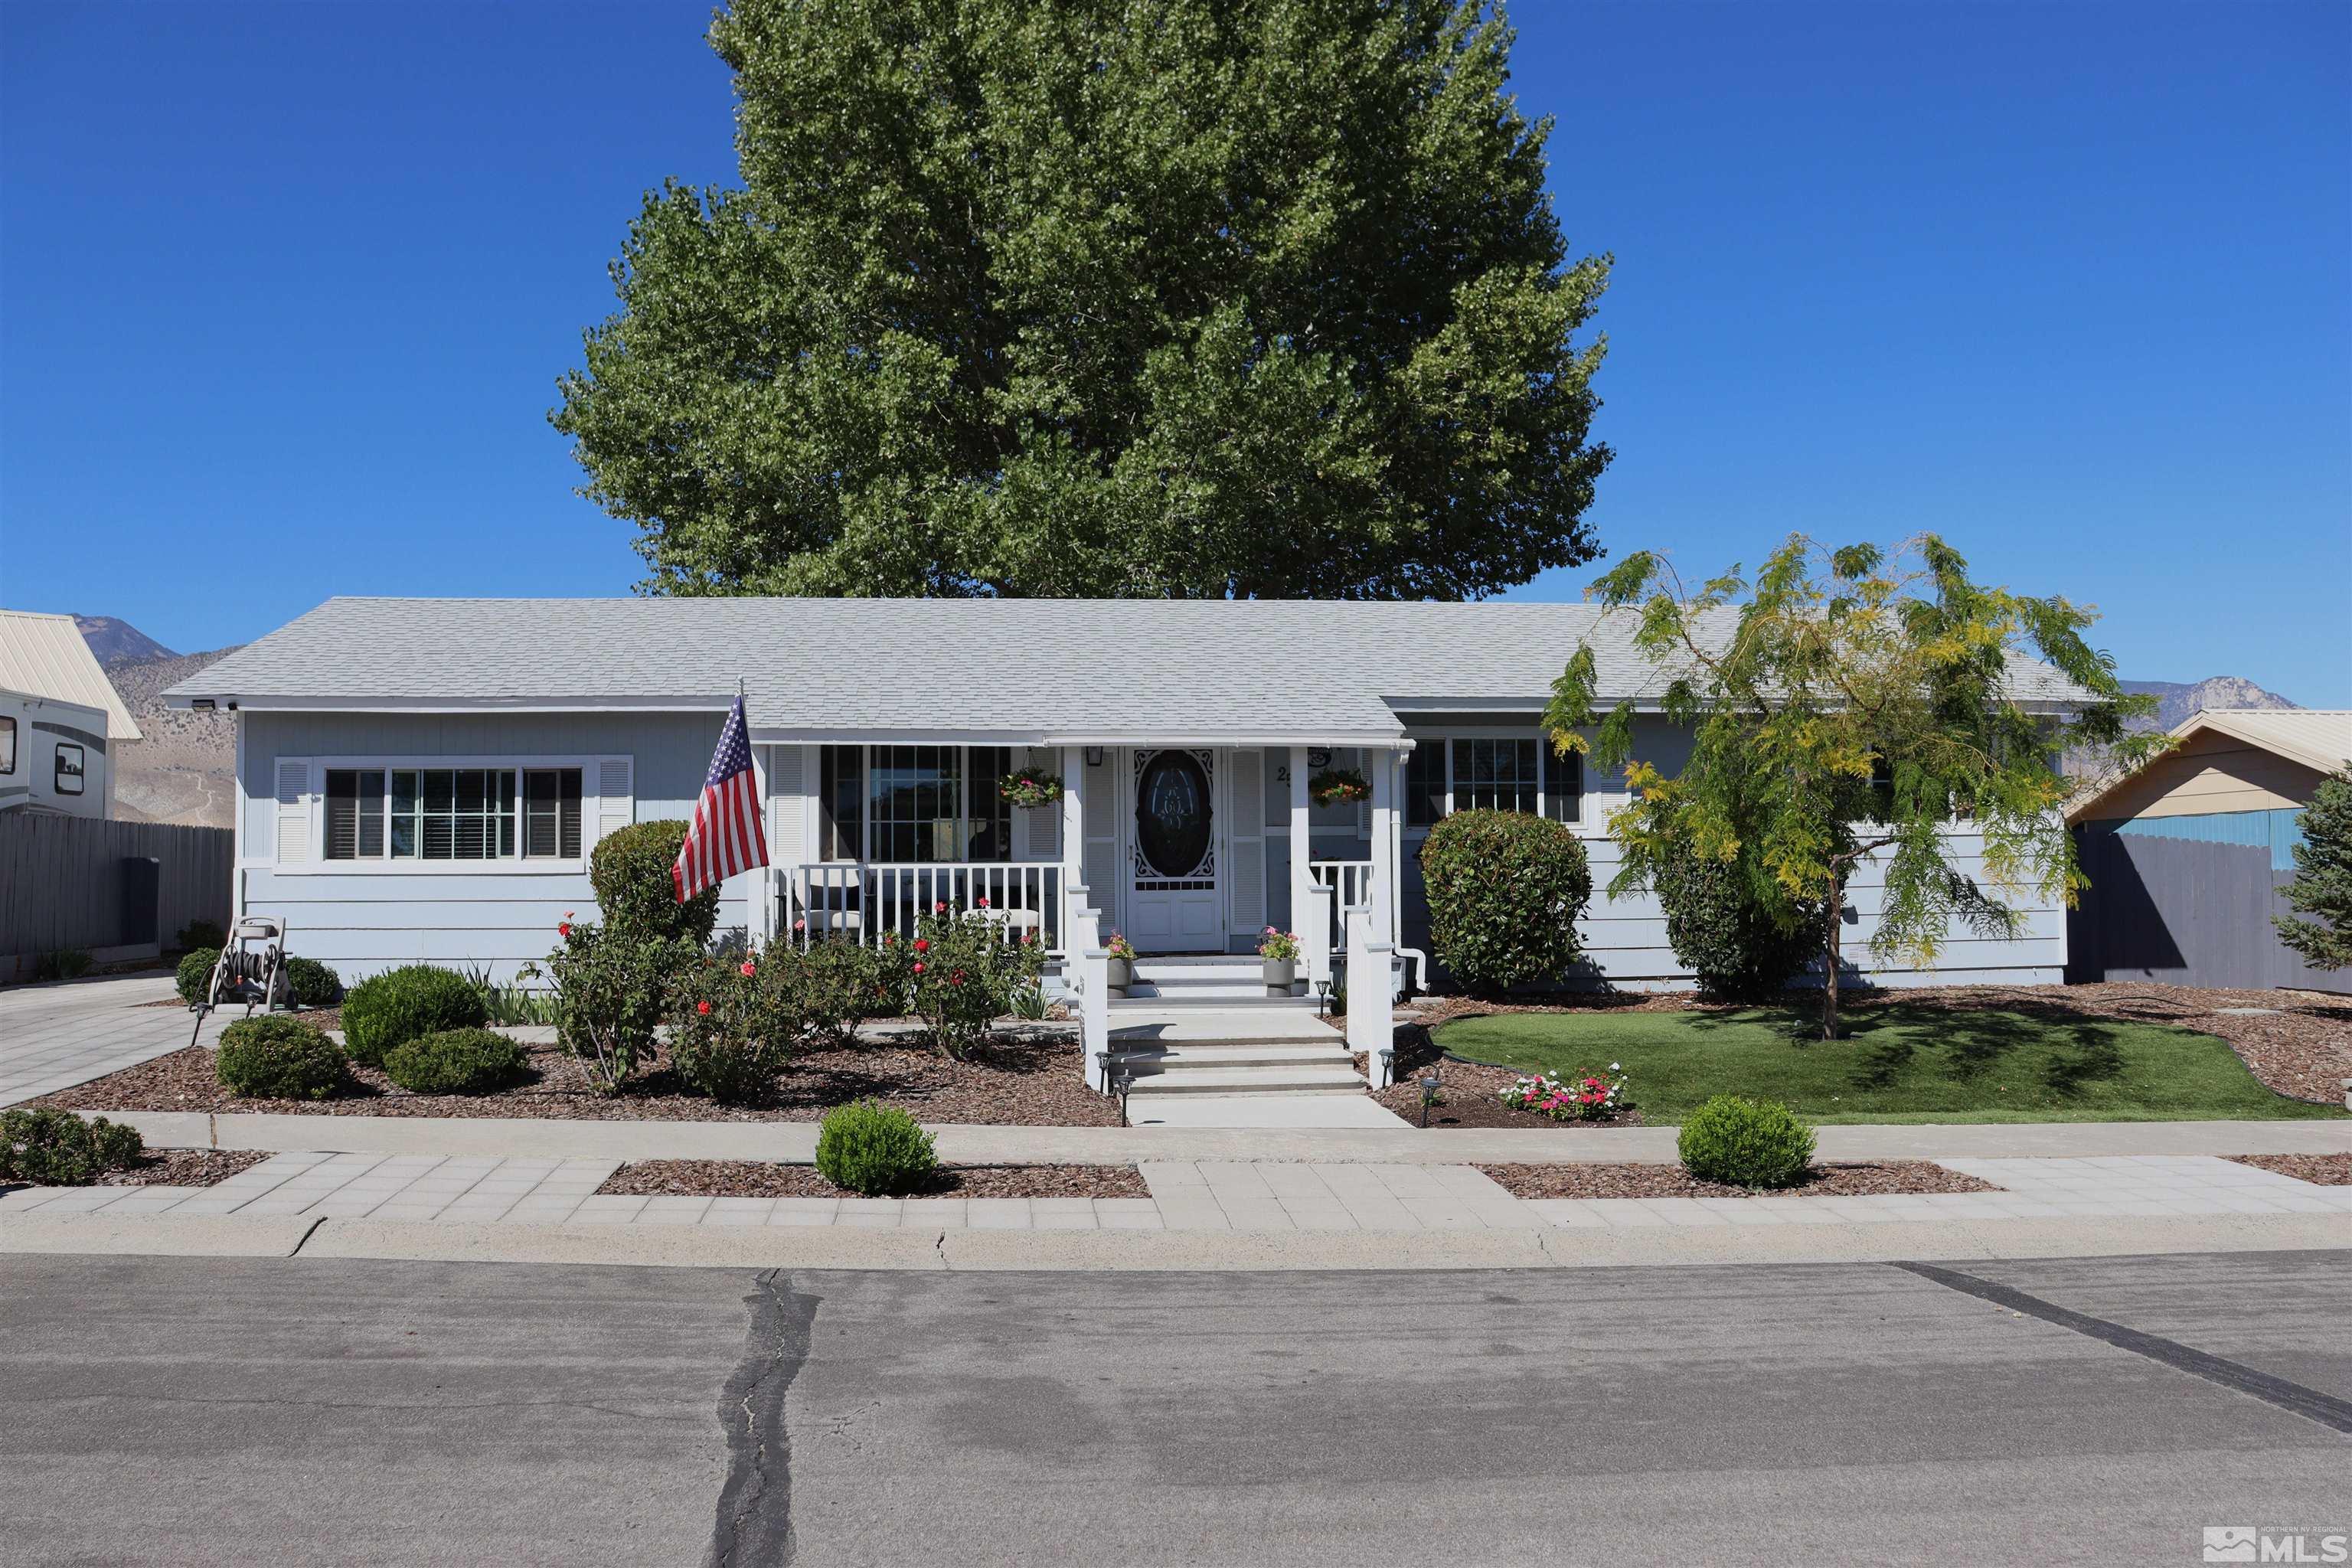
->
xmin=1890 ymin=1259 xmax=2352 ymax=1436
xmin=707 ymin=1269 xmax=818 ymax=1568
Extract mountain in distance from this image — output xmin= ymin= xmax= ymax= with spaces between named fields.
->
xmin=73 ymin=614 xmax=178 ymax=668
xmin=2118 ymin=676 xmax=2301 ymax=733
xmin=70 ymin=617 xmax=241 ymax=828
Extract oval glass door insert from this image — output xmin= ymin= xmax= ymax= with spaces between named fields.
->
xmin=1135 ymin=751 xmax=1213 ymax=877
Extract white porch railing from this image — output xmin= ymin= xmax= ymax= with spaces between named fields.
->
xmin=780 ymin=862 xmax=1067 ymax=954
xmin=1062 ymin=884 xmax=1112 ymax=1092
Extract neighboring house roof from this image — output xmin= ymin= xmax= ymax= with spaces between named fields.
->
xmin=0 ymin=609 xmax=142 ymax=742
xmin=165 ymin=596 xmax=2093 ymax=746
xmin=2066 ymin=708 xmax=2352 ymax=824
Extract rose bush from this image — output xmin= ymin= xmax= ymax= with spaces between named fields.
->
xmin=907 ymin=904 xmax=1045 ymax=1059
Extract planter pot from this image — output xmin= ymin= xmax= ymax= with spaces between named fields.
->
xmin=1263 ymin=957 xmax=1298 ymax=997
xmin=1106 ymin=956 xmax=1133 ymax=997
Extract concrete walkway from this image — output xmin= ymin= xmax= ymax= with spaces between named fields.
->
xmin=87 ymin=1106 xmax=2352 ymax=1164
xmin=0 ymin=973 xmax=217 ymax=1107
xmin=10 ymin=1150 xmax=2347 ymax=1235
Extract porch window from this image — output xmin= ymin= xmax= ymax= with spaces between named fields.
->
xmin=823 ymin=745 xmax=1020 ymax=864
xmin=818 ymin=745 xmax=863 ymax=860
xmin=868 ymin=746 xmax=963 ymax=861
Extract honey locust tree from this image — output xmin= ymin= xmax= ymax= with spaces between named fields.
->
xmin=553 ymin=0 xmax=1611 ymax=600
xmin=1542 ymin=535 xmax=2162 ymax=1039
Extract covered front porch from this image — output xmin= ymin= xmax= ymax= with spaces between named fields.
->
xmin=746 ymin=739 xmax=1412 ymax=1089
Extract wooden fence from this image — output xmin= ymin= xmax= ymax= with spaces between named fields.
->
xmin=0 ymin=812 xmax=233 ymax=972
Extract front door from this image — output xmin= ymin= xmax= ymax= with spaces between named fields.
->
xmin=1127 ymin=747 xmax=1222 ymax=951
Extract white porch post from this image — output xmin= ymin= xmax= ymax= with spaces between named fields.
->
xmin=1060 ymin=744 xmax=1086 ymax=948
xmin=1370 ymin=746 xmax=1398 ymax=948
xmin=1291 ymin=745 xmax=1325 ymax=988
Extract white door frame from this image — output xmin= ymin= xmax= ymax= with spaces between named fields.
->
xmin=1123 ymin=745 xmax=1227 ymax=953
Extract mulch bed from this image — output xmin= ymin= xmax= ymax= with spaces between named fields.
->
xmin=31 ymin=1032 xmax=1122 ymax=1127
xmin=1479 ymin=1160 xmax=2001 ymax=1200
xmin=1404 ymin=981 xmax=2352 ymax=1107
xmin=100 ymin=1148 xmax=272 ymax=1187
xmin=1369 ymin=1050 xmax=1644 ymax=1129
xmin=596 ymin=1159 xmax=1147 ymax=1199
xmin=2226 ymin=1152 xmax=2352 ymax=1187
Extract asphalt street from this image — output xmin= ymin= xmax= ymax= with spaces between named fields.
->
xmin=4 ymin=1250 xmax=2346 ymax=1566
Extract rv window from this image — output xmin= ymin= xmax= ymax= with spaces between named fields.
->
xmin=0 ymin=716 xmax=14 ymax=775
xmin=54 ymin=742 xmax=86 ymax=795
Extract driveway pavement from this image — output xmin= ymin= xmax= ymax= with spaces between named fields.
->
xmin=3 ymin=1250 xmax=2345 ymax=1566
xmin=0 ymin=972 xmax=220 ymax=1107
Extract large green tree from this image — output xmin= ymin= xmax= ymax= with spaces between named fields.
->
xmin=553 ymin=0 xmax=1610 ymax=599
xmin=1543 ymin=535 xmax=2163 ymax=1038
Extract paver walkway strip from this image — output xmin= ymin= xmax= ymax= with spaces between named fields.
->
xmin=0 ymin=974 xmax=217 ymax=1107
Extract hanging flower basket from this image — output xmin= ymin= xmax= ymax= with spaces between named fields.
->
xmin=998 ymin=766 xmax=1065 ymax=808
xmin=1308 ymin=767 xmax=1370 ymax=807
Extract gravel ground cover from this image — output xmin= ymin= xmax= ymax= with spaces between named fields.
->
xmin=596 ymin=1159 xmax=1148 ymax=1198
xmin=32 ymin=1034 xmax=1121 ymax=1126
xmin=2226 ymin=1152 xmax=2352 ymax=1186
xmin=98 ymin=1148 xmax=272 ymax=1187
xmin=1478 ymin=1160 xmax=2001 ymax=1200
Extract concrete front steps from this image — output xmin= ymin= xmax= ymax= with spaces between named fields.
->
xmin=1116 ymin=955 xmax=1319 ymax=1009
xmin=1107 ymin=1009 xmax=1364 ymax=1097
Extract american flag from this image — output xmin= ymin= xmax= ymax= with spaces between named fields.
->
xmin=674 ymin=693 xmax=769 ymax=903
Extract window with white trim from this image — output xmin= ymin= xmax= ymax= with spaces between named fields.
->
xmin=1403 ymin=733 xmax=1582 ymax=828
xmin=817 ymin=743 xmax=1021 ymax=863
xmin=324 ymin=766 xmax=581 ymax=861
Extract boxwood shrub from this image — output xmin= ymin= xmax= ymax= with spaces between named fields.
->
xmin=0 ymin=1108 xmax=145 ymax=1185
xmin=1419 ymin=808 xmax=1592 ymax=995
xmin=1655 ymin=851 xmax=1823 ymax=1002
xmin=176 ymin=947 xmax=220 ymax=1006
xmin=382 ymin=1027 xmax=530 ymax=1095
xmin=591 ymin=820 xmax=718 ymax=947
xmin=1677 ymin=1095 xmax=1817 ymax=1189
xmin=814 ymin=1101 xmax=937 ymax=1195
xmin=216 ymin=1015 xmax=351 ymax=1100
xmin=283 ymin=956 xmax=344 ymax=1008
xmin=339 ymin=964 xmax=489 ymax=1067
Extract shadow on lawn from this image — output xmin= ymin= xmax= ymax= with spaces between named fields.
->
xmin=1678 ymin=1002 xmax=2131 ymax=1099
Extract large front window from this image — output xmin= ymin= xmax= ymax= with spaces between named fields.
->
xmin=819 ymin=744 xmax=1019 ymax=863
xmin=325 ymin=766 xmax=580 ymax=861
xmin=1403 ymin=734 xmax=1580 ymax=828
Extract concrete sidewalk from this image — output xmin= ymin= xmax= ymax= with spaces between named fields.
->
xmin=88 ymin=1106 xmax=2352 ymax=1164
xmin=0 ymin=973 xmax=217 ymax=1107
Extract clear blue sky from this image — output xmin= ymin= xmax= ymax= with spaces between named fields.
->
xmin=4 ymin=1 xmax=2346 ymax=703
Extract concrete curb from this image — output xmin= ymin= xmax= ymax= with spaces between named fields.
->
xmin=8 ymin=1208 xmax=2345 ymax=1271
xmin=91 ymin=1109 xmax=2352 ymax=1165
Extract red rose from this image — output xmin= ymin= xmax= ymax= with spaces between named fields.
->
xmin=913 ymin=938 xmax=929 ymax=953
xmin=913 ymin=962 xmax=925 ymax=975
xmin=976 ymin=897 xmax=989 ymax=909
xmin=740 ymin=961 xmax=756 ymax=977
xmin=933 ymin=900 xmax=947 ymax=914
xmin=557 ymin=923 xmax=573 ymax=937
xmin=696 ymin=1000 xmax=712 ymax=1015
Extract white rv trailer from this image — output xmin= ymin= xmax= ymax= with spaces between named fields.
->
xmin=0 ymin=688 xmax=113 ymax=820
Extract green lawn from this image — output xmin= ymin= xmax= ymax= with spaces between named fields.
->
xmin=1434 ymin=1004 xmax=2349 ymax=1125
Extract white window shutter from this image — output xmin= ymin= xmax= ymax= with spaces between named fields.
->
xmin=1228 ymin=749 xmax=1266 ymax=933
xmin=769 ymin=745 xmax=808 ymax=865
xmin=274 ymin=760 xmax=312 ymax=864
xmin=596 ymin=757 xmax=633 ymax=844
xmin=1018 ymin=746 xmax=1060 ymax=861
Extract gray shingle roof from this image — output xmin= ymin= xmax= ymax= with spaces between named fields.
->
xmin=168 ymin=597 xmax=2092 ymax=741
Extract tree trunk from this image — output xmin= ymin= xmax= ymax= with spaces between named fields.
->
xmin=1821 ymin=869 xmax=1845 ymax=1040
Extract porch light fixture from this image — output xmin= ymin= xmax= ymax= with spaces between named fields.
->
xmin=1418 ymin=1070 xmax=1443 ymax=1129
xmin=1112 ymin=1063 xmax=1134 ymax=1126
xmin=1083 ymin=746 xmax=1105 ymax=768
xmin=1314 ymin=978 xmax=1332 ymax=1020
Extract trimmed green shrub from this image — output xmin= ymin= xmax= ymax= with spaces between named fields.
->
xmin=175 ymin=918 xmax=227 ymax=952
xmin=590 ymin=819 xmax=719 ymax=948
xmin=176 ymin=947 xmax=220 ymax=1006
xmin=786 ymin=937 xmax=898 ymax=1047
xmin=1677 ymin=1095 xmax=1817 ymax=1189
xmin=216 ymin=1015 xmax=351 ymax=1100
xmin=1419 ymin=808 xmax=1593 ymax=995
xmin=383 ymin=1027 xmax=530 ymax=1095
xmin=814 ymin=1101 xmax=937 ymax=1195
xmin=339 ymin=964 xmax=490 ymax=1067
xmin=0 ymin=1108 xmax=145 ymax=1185
xmin=1655 ymin=851 xmax=1822 ymax=1002
xmin=283 ymin=956 xmax=343 ymax=1008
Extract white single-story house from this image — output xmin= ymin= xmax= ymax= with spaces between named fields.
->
xmin=165 ymin=596 xmax=2084 ymax=1038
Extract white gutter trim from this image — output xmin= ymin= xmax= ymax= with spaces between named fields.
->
xmin=749 ymin=728 xmax=1413 ymax=749
xmin=164 ymin=695 xmax=733 ymax=714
